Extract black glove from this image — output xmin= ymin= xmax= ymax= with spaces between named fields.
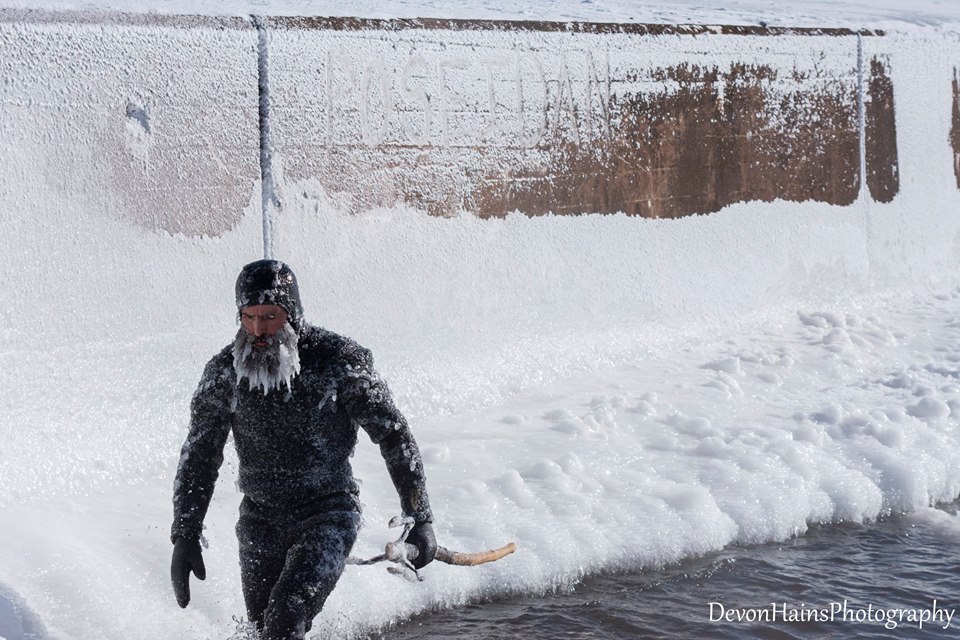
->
xmin=171 ymin=536 xmax=206 ymax=608
xmin=407 ymin=521 xmax=437 ymax=569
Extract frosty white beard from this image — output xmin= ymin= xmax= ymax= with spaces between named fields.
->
xmin=232 ymin=322 xmax=301 ymax=395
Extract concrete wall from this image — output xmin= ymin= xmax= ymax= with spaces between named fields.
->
xmin=0 ymin=11 xmax=904 ymax=233
xmin=0 ymin=11 xmax=258 ymax=235
xmin=268 ymin=18 xmax=897 ymax=218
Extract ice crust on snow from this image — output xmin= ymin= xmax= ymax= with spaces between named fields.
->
xmin=6 ymin=296 xmax=960 ymax=640
xmin=8 ymin=291 xmax=960 ymax=640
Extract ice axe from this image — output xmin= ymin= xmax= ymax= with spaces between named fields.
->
xmin=347 ymin=515 xmax=517 ymax=581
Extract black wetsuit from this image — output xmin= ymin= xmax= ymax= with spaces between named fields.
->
xmin=172 ymin=323 xmax=432 ymax=639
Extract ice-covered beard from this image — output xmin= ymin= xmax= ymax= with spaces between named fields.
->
xmin=232 ymin=322 xmax=301 ymax=395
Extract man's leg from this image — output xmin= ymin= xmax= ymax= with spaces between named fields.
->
xmin=261 ymin=508 xmax=360 ymax=640
xmin=236 ymin=500 xmax=289 ymax=631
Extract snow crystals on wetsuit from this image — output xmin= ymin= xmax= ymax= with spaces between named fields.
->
xmin=171 ymin=323 xmax=432 ymax=543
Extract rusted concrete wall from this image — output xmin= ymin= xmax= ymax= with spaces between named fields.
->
xmin=866 ymin=58 xmax=899 ymax=203
xmin=951 ymin=67 xmax=960 ymax=189
xmin=0 ymin=10 xmax=906 ymax=235
xmin=267 ymin=18 xmax=899 ymax=219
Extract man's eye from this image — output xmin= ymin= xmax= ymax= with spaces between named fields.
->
xmin=264 ymin=314 xmax=277 ymax=320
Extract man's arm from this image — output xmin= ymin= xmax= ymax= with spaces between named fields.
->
xmin=340 ymin=347 xmax=433 ymax=524
xmin=171 ymin=355 xmax=234 ymax=543
xmin=377 ymin=424 xmax=433 ymax=523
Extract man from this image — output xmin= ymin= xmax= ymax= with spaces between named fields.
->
xmin=170 ymin=259 xmax=436 ymax=640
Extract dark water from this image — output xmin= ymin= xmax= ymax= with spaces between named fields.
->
xmin=370 ymin=503 xmax=960 ymax=639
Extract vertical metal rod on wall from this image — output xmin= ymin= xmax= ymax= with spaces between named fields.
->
xmin=856 ymin=32 xmax=867 ymax=197
xmin=253 ymin=15 xmax=277 ymax=260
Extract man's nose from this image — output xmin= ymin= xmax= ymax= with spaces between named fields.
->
xmin=251 ymin=318 xmax=265 ymax=336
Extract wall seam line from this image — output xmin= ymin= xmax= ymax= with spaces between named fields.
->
xmin=253 ymin=14 xmax=277 ymax=260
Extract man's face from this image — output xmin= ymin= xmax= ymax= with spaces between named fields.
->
xmin=233 ymin=305 xmax=300 ymax=394
xmin=240 ymin=305 xmax=289 ymax=346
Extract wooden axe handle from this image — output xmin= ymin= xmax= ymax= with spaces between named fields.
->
xmin=435 ymin=542 xmax=517 ymax=566
xmin=394 ymin=541 xmax=517 ymax=566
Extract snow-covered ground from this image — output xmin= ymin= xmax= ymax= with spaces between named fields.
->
xmin=2 ymin=282 xmax=960 ymax=640
xmin=2 ymin=1 xmax=960 ymax=639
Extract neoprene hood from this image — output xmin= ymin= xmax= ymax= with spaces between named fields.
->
xmin=235 ymin=259 xmax=304 ymax=331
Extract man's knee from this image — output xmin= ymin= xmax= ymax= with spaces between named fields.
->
xmin=261 ymin=529 xmax=355 ymax=638
xmin=243 ymin=504 xmax=360 ymax=638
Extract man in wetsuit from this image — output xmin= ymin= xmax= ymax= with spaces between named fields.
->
xmin=170 ymin=259 xmax=436 ymax=640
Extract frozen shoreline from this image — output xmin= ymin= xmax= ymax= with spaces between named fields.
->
xmin=3 ymin=282 xmax=959 ymax=639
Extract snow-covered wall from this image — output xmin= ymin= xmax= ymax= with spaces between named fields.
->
xmin=0 ymin=9 xmax=957 ymax=381
xmin=269 ymin=18 xmax=898 ymax=218
xmin=0 ymin=11 xmax=261 ymax=341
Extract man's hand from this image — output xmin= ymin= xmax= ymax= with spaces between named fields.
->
xmin=171 ymin=536 xmax=206 ymax=608
xmin=406 ymin=522 xmax=437 ymax=569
